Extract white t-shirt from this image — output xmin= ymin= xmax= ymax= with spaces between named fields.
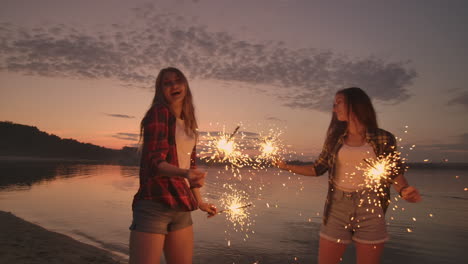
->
xmin=334 ymin=142 xmax=376 ymax=192
xmin=175 ymin=118 xmax=196 ymax=170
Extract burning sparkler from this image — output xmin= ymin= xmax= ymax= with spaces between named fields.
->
xmin=219 ymin=203 xmax=253 ymax=214
xmin=254 ymin=128 xmax=286 ymax=170
xmin=200 ymin=125 xmax=250 ymax=168
xmin=219 ymin=184 xmax=254 ymax=241
xmin=358 ymin=153 xmax=402 ymax=192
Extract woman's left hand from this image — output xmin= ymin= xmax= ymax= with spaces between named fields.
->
xmin=199 ymin=202 xmax=218 ymax=217
xmin=401 ymin=186 xmax=422 ymax=203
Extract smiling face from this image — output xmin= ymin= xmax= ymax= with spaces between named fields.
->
xmin=333 ymin=93 xmax=348 ymax=121
xmin=161 ymin=71 xmax=187 ymax=105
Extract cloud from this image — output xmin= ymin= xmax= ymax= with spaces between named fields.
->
xmin=105 ymin=113 xmax=136 ymax=119
xmin=265 ymin=116 xmax=286 ymax=122
xmin=0 ymin=7 xmax=417 ymax=111
xmin=112 ymin=132 xmax=139 ymax=141
xmin=447 ymin=90 xmax=468 ymax=109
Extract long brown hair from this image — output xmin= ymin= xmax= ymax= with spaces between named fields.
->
xmin=139 ymin=67 xmax=198 ymax=146
xmin=324 ymin=87 xmax=378 ymax=151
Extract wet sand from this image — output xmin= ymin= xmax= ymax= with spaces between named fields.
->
xmin=0 ymin=211 xmax=124 ymax=264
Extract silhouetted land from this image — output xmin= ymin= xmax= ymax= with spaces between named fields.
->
xmin=0 ymin=121 xmax=139 ymax=165
xmin=1 ymin=121 xmax=466 ymax=170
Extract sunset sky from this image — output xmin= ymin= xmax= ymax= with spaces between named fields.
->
xmin=1 ymin=0 xmax=467 ymax=162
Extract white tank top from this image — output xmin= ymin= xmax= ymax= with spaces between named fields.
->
xmin=334 ymin=142 xmax=376 ymax=192
xmin=175 ymin=118 xmax=196 ymax=170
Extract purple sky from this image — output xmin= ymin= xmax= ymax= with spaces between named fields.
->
xmin=1 ymin=0 xmax=467 ymax=162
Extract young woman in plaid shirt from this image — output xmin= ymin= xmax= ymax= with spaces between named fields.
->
xmin=129 ymin=67 xmax=217 ymax=264
xmin=278 ymin=87 xmax=421 ymax=264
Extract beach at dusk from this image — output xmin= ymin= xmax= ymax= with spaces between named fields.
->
xmin=1 ymin=0 xmax=467 ymax=263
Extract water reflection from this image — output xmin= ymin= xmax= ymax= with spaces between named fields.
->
xmin=0 ymin=161 xmax=467 ymax=263
xmin=0 ymin=161 xmax=81 ymax=190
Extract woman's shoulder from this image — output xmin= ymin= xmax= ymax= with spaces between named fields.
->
xmin=148 ymin=104 xmax=172 ymax=117
xmin=369 ymin=128 xmax=397 ymax=145
xmin=145 ymin=104 xmax=173 ymax=124
xmin=374 ymin=128 xmax=395 ymax=137
xmin=151 ymin=104 xmax=170 ymax=113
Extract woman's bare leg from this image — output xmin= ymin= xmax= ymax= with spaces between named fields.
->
xmin=164 ymin=226 xmax=194 ymax=264
xmin=318 ymin=237 xmax=348 ymax=264
xmin=355 ymin=242 xmax=384 ymax=264
xmin=129 ymin=230 xmax=165 ymax=264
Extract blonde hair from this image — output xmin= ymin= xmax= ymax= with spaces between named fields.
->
xmin=139 ymin=67 xmax=198 ymax=146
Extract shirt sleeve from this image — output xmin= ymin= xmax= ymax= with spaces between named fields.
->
xmin=144 ymin=106 xmax=170 ymax=172
xmin=313 ymin=143 xmax=331 ymax=176
xmin=385 ymin=132 xmax=406 ymax=179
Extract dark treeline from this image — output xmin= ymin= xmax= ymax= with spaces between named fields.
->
xmin=0 ymin=121 xmax=139 ymax=165
xmin=1 ymin=121 xmax=465 ymax=169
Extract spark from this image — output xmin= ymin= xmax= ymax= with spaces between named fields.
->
xmin=358 ymin=154 xmax=401 ymax=193
xmin=200 ymin=125 xmax=250 ymax=169
xmin=219 ymin=184 xmax=253 ymax=239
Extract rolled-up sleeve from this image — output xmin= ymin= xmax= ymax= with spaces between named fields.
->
xmin=313 ymin=144 xmax=330 ymax=176
xmin=385 ymin=132 xmax=406 ymax=179
xmin=144 ymin=107 xmax=170 ymax=171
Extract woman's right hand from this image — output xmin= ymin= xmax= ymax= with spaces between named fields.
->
xmin=187 ymin=169 xmax=206 ymax=188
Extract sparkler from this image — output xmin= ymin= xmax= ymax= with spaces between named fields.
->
xmin=219 ymin=184 xmax=254 ymax=241
xmin=228 ymin=126 xmax=240 ymax=141
xmin=358 ymin=153 xmax=402 ymax=191
xmin=200 ymin=125 xmax=250 ymax=168
xmin=218 ymin=203 xmax=253 ymax=214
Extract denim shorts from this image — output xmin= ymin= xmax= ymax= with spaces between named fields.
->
xmin=320 ymin=188 xmax=389 ymax=244
xmin=129 ymin=200 xmax=193 ymax=234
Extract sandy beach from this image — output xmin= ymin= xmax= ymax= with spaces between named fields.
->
xmin=0 ymin=211 xmax=124 ymax=264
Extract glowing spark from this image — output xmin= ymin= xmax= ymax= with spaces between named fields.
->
xmin=407 ymin=228 xmax=413 ymax=233
xmin=219 ymin=184 xmax=253 ymax=238
xmin=358 ymin=154 xmax=400 ymax=194
xmin=258 ymin=139 xmax=279 ymax=159
xmin=200 ymin=126 xmax=250 ymax=168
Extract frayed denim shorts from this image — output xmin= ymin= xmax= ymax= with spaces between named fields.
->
xmin=129 ymin=200 xmax=193 ymax=235
xmin=320 ymin=188 xmax=389 ymax=244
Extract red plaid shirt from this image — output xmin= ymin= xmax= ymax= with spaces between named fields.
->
xmin=132 ymin=105 xmax=198 ymax=211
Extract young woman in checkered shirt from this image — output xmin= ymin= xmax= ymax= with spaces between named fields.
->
xmin=129 ymin=67 xmax=217 ymax=264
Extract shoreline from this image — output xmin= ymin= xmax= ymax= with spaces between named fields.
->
xmin=0 ymin=211 xmax=125 ymax=264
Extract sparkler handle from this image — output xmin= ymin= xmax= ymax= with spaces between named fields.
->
xmin=227 ymin=126 xmax=240 ymax=141
xmin=218 ymin=203 xmax=252 ymax=214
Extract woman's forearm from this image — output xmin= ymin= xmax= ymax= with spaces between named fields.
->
xmin=157 ymin=161 xmax=189 ymax=178
xmin=281 ymin=163 xmax=317 ymax=176
xmin=191 ymin=187 xmax=203 ymax=204
xmin=392 ymin=174 xmax=409 ymax=193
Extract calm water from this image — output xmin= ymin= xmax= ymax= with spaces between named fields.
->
xmin=0 ymin=161 xmax=467 ymax=264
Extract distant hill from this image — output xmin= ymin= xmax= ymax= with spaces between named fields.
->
xmin=0 ymin=121 xmax=139 ymax=165
xmin=2 ymin=121 xmax=466 ymax=170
